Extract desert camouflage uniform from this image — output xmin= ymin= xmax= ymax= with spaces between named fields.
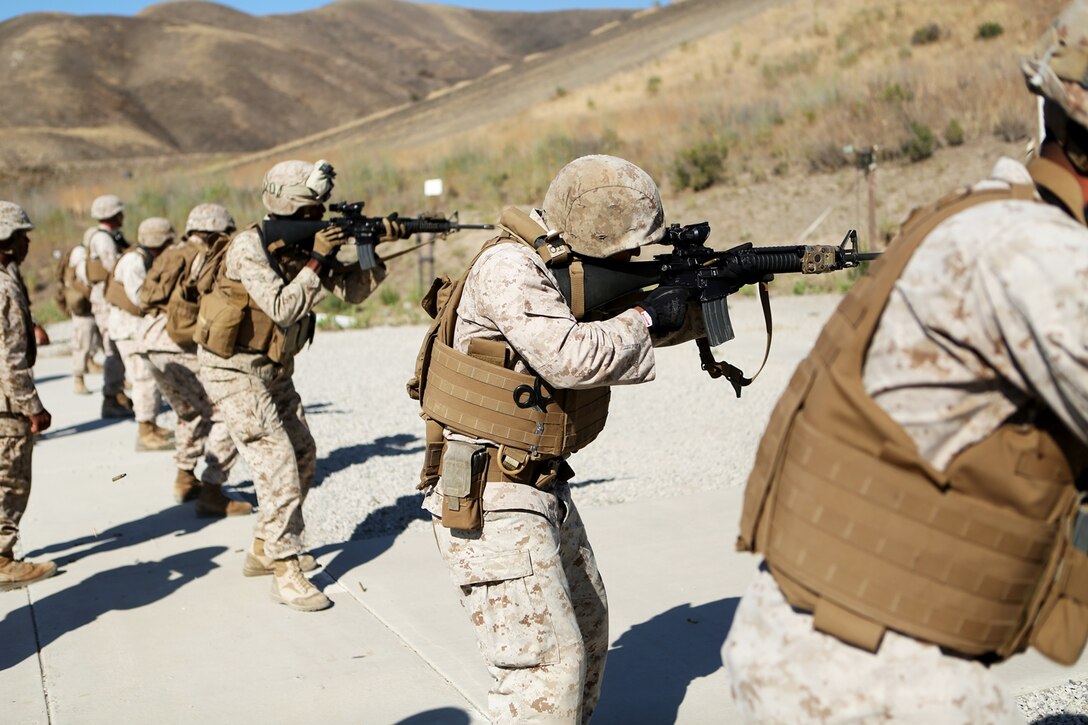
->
xmin=424 ymin=231 xmax=655 ymax=723
xmin=199 ymin=229 xmax=383 ymax=560
xmin=88 ymin=226 xmax=126 ymax=396
xmin=68 ymin=241 xmax=101 ymax=376
xmin=723 ymin=157 xmax=1088 ymax=723
xmin=108 ymin=250 xmax=160 ymax=423
xmin=0 ymin=261 xmax=43 ymax=558
xmin=140 ymin=243 xmax=237 ymax=485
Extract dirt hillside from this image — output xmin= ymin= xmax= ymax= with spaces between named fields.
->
xmin=0 ymin=0 xmax=629 ymax=168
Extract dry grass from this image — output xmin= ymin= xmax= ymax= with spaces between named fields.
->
xmin=9 ymin=0 xmax=1062 ymax=324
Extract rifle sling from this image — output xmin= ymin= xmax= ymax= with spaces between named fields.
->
xmin=697 ymin=281 xmax=772 ymax=397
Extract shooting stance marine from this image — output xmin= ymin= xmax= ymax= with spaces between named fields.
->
xmin=139 ymin=203 xmax=248 ymax=515
xmin=410 ymin=155 xmax=696 ymax=723
xmin=196 ymin=160 xmax=387 ymax=611
xmin=106 ymin=217 xmax=176 ymax=452
xmin=86 ymin=194 xmax=132 ymax=419
xmin=0 ymin=202 xmax=56 ymax=590
xmin=725 ymin=4 xmax=1088 ymax=722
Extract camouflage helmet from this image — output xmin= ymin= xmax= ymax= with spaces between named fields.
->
xmin=1024 ymin=1 xmax=1088 ymax=161
xmin=542 ymin=155 xmax=665 ymax=258
xmin=137 ymin=217 xmax=176 ymax=249
xmin=185 ymin=203 xmax=236 ymax=235
xmin=261 ymin=159 xmax=335 ymax=215
xmin=0 ymin=201 xmax=32 ymax=242
xmin=90 ymin=194 xmax=124 ymax=221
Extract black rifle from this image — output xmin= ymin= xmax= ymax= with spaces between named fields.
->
xmin=552 ymin=223 xmax=878 ymax=347
xmin=262 ymin=201 xmax=494 ymax=270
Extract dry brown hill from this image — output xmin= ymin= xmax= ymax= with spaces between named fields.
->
xmin=0 ymin=0 xmax=630 ymax=168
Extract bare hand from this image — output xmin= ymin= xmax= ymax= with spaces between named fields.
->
xmin=34 ymin=324 xmax=50 ymax=346
xmin=29 ymin=409 xmax=51 ymax=434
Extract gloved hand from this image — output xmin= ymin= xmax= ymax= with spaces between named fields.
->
xmin=637 ymin=285 xmax=691 ymax=334
xmin=311 ymin=224 xmax=346 ymax=262
xmin=381 ymin=217 xmax=408 ymax=242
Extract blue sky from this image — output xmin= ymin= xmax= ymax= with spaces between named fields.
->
xmin=1 ymin=0 xmax=654 ymax=22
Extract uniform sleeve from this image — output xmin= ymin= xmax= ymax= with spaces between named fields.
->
xmin=471 ymin=247 xmax=655 ymax=389
xmin=0 ymin=285 xmax=43 ymax=416
xmin=116 ymin=254 xmax=148 ymax=307
xmin=91 ymin=230 xmax=120 ymax=273
xmin=971 ymin=229 xmax=1088 ymax=442
xmin=70 ymin=246 xmax=90 ymax=286
xmin=228 ymin=231 xmax=322 ymax=327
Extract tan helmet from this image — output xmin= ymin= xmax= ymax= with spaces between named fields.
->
xmin=185 ymin=203 xmax=236 ymax=235
xmin=541 ymin=155 xmax=665 ymax=258
xmin=0 ymin=201 xmax=32 ymax=242
xmin=137 ymin=217 xmax=176 ymax=249
xmin=1024 ymin=1 xmax=1088 ymax=165
xmin=261 ymin=159 xmax=336 ymax=215
xmin=90 ymin=194 xmax=124 ymax=221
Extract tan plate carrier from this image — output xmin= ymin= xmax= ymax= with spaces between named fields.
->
xmin=738 ymin=176 xmax=1088 ymax=665
xmin=193 ymin=225 xmax=315 ymax=364
xmin=103 ymin=247 xmax=153 ymax=317
xmin=408 ymin=208 xmax=610 ymax=491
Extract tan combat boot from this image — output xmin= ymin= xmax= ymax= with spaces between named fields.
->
xmin=73 ymin=375 xmax=90 ymax=395
xmin=243 ymin=538 xmax=317 ymax=577
xmin=0 ymin=556 xmax=57 ymax=591
xmin=87 ymin=359 xmax=103 ymax=374
xmin=101 ymin=392 xmax=134 ymax=419
xmin=173 ymin=468 xmax=201 ymax=504
xmin=195 ymin=483 xmax=253 ymax=518
xmin=136 ymin=421 xmax=175 ymax=452
xmin=270 ymin=557 xmax=330 ymax=611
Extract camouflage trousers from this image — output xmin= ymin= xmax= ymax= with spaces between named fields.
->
xmin=113 ymin=339 xmax=161 ymax=423
xmin=723 ymin=568 xmax=1024 ymax=724
xmin=90 ymin=296 xmax=124 ymax=397
xmin=431 ymin=484 xmax=608 ymax=724
xmin=0 ymin=417 xmax=33 ymax=558
xmin=202 ymin=361 xmax=315 ymax=559
xmin=146 ymin=350 xmax=236 ymax=484
xmin=70 ymin=313 xmax=101 ymax=376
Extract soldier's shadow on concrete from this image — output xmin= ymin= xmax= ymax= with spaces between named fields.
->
xmin=39 ymin=416 xmax=127 ymax=440
xmin=312 ymin=433 xmax=424 ymax=490
xmin=303 ymin=401 xmax=342 ymax=415
xmin=1033 ymin=718 xmax=1088 ymax=725
xmin=25 ymin=505 xmax=224 ymax=565
xmin=595 ymin=598 xmax=740 ymax=724
xmin=394 ymin=708 xmax=472 ymax=725
xmin=0 ymin=546 xmax=223 ymax=671
xmin=33 ymin=373 xmax=70 ymax=385
xmin=311 ymin=493 xmax=430 ymax=579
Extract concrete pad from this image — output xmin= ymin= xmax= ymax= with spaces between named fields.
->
xmin=5 ymin=355 xmax=485 ymax=724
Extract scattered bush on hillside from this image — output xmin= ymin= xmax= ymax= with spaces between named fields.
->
xmin=670 ymin=140 xmax=728 ymax=192
xmin=760 ymin=50 xmax=818 ymax=88
xmin=646 ymin=76 xmax=662 ymax=96
xmin=807 ymin=141 xmax=849 ymax=173
xmin=910 ymin=24 xmax=941 ymax=46
xmin=881 ymin=82 xmax=914 ymax=103
xmin=976 ymin=22 xmax=1004 ymax=40
xmin=944 ymin=118 xmax=965 ymax=146
xmin=902 ymin=121 xmax=937 ymax=162
xmin=554 ymin=87 xmax=568 ymax=99
xmin=994 ymin=114 xmax=1030 ymax=142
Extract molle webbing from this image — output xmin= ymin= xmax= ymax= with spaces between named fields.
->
xmin=740 ymin=180 xmax=1088 ymax=661
xmin=421 ymin=341 xmax=609 ymax=457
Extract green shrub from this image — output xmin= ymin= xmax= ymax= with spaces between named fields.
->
xmin=646 ymin=76 xmax=662 ymax=96
xmin=976 ymin=22 xmax=1004 ymax=40
xmin=902 ymin=121 xmax=937 ymax=162
xmin=670 ymin=140 xmax=728 ymax=192
xmin=910 ymin=24 xmax=940 ymax=46
xmin=379 ymin=286 xmax=400 ymax=307
xmin=881 ymin=82 xmax=914 ymax=102
xmin=994 ymin=114 xmax=1030 ymax=142
xmin=944 ymin=118 xmax=965 ymax=146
